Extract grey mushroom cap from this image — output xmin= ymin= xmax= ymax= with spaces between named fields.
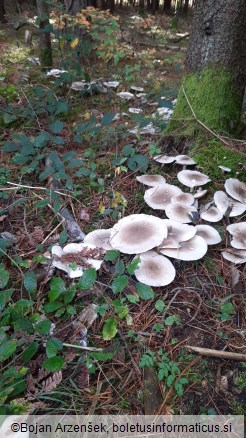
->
xmin=160 ymin=235 xmax=208 ymax=261
xmin=195 ymin=224 xmax=222 ymax=245
xmin=109 ymin=214 xmax=167 ymax=254
xmin=175 ymin=155 xmax=196 ymax=166
xmin=214 ymin=191 xmax=246 ymax=217
xmin=171 ymin=192 xmax=194 ymax=206
xmin=227 ymin=222 xmax=246 ymax=249
xmin=200 ymin=206 xmax=223 ymax=222
xmin=144 ymin=184 xmax=182 ymax=210
xmin=154 ymin=155 xmax=176 ymax=164
xmin=165 ymin=202 xmax=198 ymax=223
xmin=133 ymin=250 xmax=176 ymax=287
xmin=160 ymin=220 xmax=196 ymax=248
xmin=222 ymin=248 xmax=246 ymax=264
xmin=224 ymin=178 xmax=246 ymax=204
xmin=177 ymin=170 xmax=210 ymax=188
xmin=136 ymin=174 xmax=166 ymax=187
xmin=84 ymin=229 xmax=113 ymax=250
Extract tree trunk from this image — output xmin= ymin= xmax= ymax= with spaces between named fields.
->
xmin=139 ymin=0 xmax=145 ymax=15
xmin=0 ymin=0 xmax=6 ymax=22
xmin=65 ymin=0 xmax=82 ymax=15
xmin=168 ymin=0 xmax=246 ymax=135
xmin=36 ymin=0 xmax=53 ymax=70
xmin=163 ymin=0 xmax=171 ymax=14
xmin=182 ymin=0 xmax=189 ymax=15
xmin=3 ymin=0 xmax=17 ymax=19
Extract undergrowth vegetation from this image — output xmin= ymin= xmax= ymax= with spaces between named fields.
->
xmin=0 ymin=2 xmax=245 ymax=418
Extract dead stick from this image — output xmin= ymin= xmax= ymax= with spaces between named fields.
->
xmin=186 ymin=346 xmax=246 ymax=361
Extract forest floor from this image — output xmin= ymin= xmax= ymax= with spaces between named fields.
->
xmin=0 ymin=7 xmax=246 ymax=417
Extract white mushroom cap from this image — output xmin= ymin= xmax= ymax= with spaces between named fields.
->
xmin=195 ymin=224 xmax=222 ymax=245
xmin=177 ymin=170 xmax=210 ymax=188
xmin=175 ymin=155 xmax=196 ymax=166
xmin=193 ymin=189 xmax=208 ymax=199
xmin=51 ymin=244 xmax=84 ymax=278
xmin=171 ymin=192 xmax=194 ymax=206
xmin=136 ymin=174 xmax=166 ymax=187
xmin=109 ymin=214 xmax=167 ymax=254
xmin=214 ymin=191 xmax=246 ymax=217
xmin=144 ymin=184 xmax=182 ymax=210
xmin=133 ymin=250 xmax=176 ymax=287
xmin=84 ymin=229 xmax=113 ymax=250
xmin=200 ymin=206 xmax=223 ymax=222
xmin=130 ymin=85 xmax=144 ymax=92
xmin=160 ymin=219 xmax=196 ymax=248
xmin=0 ymin=416 xmax=29 ymax=438
xmin=165 ymin=202 xmax=198 ymax=223
xmin=218 ymin=165 xmax=231 ymax=172
xmin=51 ymin=243 xmax=104 ymax=278
xmin=222 ymin=248 xmax=246 ymax=264
xmin=160 ymin=235 xmax=208 ymax=261
xmin=153 ymin=154 xmax=176 ymax=164
xmin=224 ymin=178 xmax=246 ymax=204
xmin=227 ymin=222 xmax=246 ymax=249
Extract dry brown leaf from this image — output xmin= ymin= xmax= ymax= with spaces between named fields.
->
xmin=41 ymin=371 xmax=63 ymax=392
xmin=76 ymin=365 xmax=89 ymax=389
xmin=79 ymin=208 xmax=90 ymax=221
xmin=30 ymin=226 xmax=45 ymax=244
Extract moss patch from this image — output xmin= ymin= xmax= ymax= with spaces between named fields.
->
xmin=167 ymin=67 xmax=243 ymax=136
xmin=192 ymin=139 xmax=246 ymax=183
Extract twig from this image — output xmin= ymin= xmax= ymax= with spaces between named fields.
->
xmin=181 ymin=85 xmax=231 ymax=147
xmin=41 ymin=219 xmax=65 ymax=244
xmin=62 ymin=342 xmax=102 ymax=352
xmin=186 ymin=345 xmax=246 ymax=361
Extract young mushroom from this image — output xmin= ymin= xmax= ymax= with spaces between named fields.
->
xmin=133 ymin=250 xmax=176 ymax=287
xmin=144 ymin=184 xmax=182 ymax=210
xmin=177 ymin=170 xmax=210 ymax=193
xmin=109 ymin=214 xmax=167 ymax=254
xmin=175 ymin=155 xmax=196 ymax=169
xmin=136 ymin=174 xmax=166 ymax=187
xmin=153 ymin=155 xmax=176 ymax=164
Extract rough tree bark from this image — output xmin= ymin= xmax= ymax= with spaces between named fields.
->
xmin=169 ymin=0 xmax=246 ymax=135
xmin=3 ymin=0 xmax=17 ymax=19
xmin=163 ymin=0 xmax=171 ymax=14
xmin=37 ymin=0 xmax=53 ymax=70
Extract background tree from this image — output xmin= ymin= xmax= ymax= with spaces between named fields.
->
xmin=37 ymin=0 xmax=53 ymax=69
xmin=0 ymin=0 xmax=6 ymax=22
xmin=169 ymin=0 xmax=246 ymax=135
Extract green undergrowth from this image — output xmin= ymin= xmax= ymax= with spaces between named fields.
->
xmin=192 ymin=139 xmax=246 ymax=182
xmin=167 ymin=67 xmax=242 ymax=135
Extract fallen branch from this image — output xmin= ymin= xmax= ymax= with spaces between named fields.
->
xmin=45 ymin=155 xmax=85 ymax=241
xmin=186 ymin=345 xmax=246 ymax=361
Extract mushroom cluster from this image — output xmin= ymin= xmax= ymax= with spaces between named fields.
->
xmin=49 ymin=154 xmax=245 ymax=287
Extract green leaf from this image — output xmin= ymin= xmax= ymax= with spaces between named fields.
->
xmin=0 ymin=340 xmax=17 ymax=362
xmin=127 ymin=257 xmax=140 ymax=275
xmin=78 ymin=268 xmax=97 ymax=289
xmin=104 ymin=250 xmax=120 ymax=261
xmin=0 ymin=288 xmax=14 ymax=310
xmin=101 ymin=112 xmax=116 ymax=126
xmin=46 ymin=338 xmax=63 ymax=358
xmin=166 ymin=374 xmax=175 ymax=387
xmin=164 ymin=315 xmax=181 ymax=326
xmin=43 ymin=356 xmax=65 ymax=371
xmin=3 ymin=113 xmax=17 ymax=124
xmin=59 ymin=230 xmax=68 ymax=244
xmin=174 ymin=382 xmax=184 ymax=396
xmin=49 ymin=120 xmax=64 ymax=134
xmin=35 ymin=199 xmax=50 ymax=208
xmin=2 ymin=141 xmax=20 ymax=152
xmin=112 ymin=275 xmax=128 ymax=294
xmin=14 ymin=318 xmax=33 ymax=333
xmin=35 ymin=320 xmax=52 ymax=335
xmin=136 ymin=282 xmax=154 ymax=300
xmin=53 ymin=198 xmax=62 ymax=214
xmin=22 ymin=341 xmax=39 ymax=363
xmin=127 ymin=154 xmax=149 ymax=172
xmin=126 ymin=294 xmax=139 ymax=303
xmin=67 ymin=159 xmax=83 ymax=169
xmin=44 ymin=302 xmax=63 ymax=313
xmin=102 ymin=317 xmax=118 ymax=341
xmin=0 ymin=264 xmax=9 ymax=289
xmin=122 ymin=144 xmax=135 ymax=157
xmin=34 ymin=131 xmax=51 ymax=148
xmin=91 ymin=351 xmax=114 ymax=361
xmin=155 ymin=300 xmax=166 ymax=312
xmin=24 ymin=271 xmax=37 ymax=294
